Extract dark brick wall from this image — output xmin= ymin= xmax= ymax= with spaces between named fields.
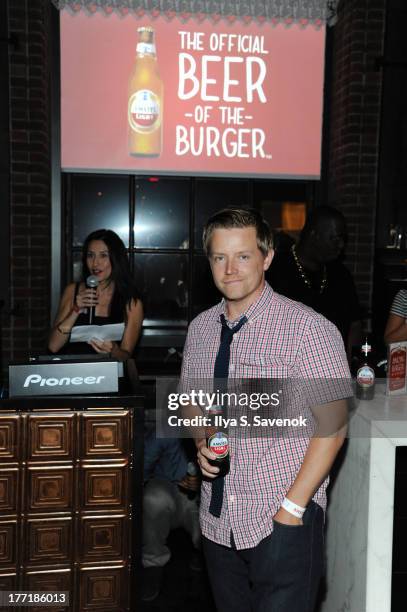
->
xmin=327 ymin=0 xmax=386 ymax=314
xmin=0 ymin=0 xmax=10 ymax=357
xmin=3 ymin=0 xmax=52 ymax=368
xmin=376 ymin=0 xmax=407 ymax=245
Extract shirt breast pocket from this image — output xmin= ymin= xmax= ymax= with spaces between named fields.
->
xmin=234 ymin=356 xmax=290 ymax=379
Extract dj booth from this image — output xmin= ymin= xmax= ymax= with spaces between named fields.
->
xmin=0 ymin=355 xmax=145 ymax=612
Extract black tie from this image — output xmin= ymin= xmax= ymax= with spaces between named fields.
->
xmin=209 ymin=313 xmax=247 ymax=517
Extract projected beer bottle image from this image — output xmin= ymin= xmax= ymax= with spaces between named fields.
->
xmin=128 ymin=27 xmax=163 ymax=157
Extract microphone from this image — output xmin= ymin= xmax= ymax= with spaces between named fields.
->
xmin=86 ymin=275 xmax=99 ymax=325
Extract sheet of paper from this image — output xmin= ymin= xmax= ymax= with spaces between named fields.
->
xmin=70 ymin=323 xmax=125 ymax=343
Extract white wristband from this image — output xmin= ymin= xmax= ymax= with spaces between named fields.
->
xmin=281 ymin=497 xmax=306 ymax=519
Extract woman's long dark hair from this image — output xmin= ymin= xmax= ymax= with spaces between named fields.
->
xmin=81 ymin=229 xmax=139 ymax=318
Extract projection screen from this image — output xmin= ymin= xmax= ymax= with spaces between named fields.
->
xmin=60 ymin=10 xmax=326 ymax=179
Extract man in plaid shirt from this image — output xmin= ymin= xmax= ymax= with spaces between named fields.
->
xmin=180 ymin=208 xmax=351 ymax=612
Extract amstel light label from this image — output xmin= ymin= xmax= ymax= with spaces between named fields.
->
xmin=208 ymin=432 xmax=229 ymax=459
xmin=128 ymin=89 xmax=161 ymax=133
xmin=357 ymin=365 xmax=375 ymax=388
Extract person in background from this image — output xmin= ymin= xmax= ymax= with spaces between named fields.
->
xmin=48 ymin=229 xmax=143 ymax=360
xmin=268 ymin=206 xmax=362 ymax=359
xmin=384 ymin=289 xmax=407 ymax=344
xmin=142 ymin=428 xmax=201 ymax=602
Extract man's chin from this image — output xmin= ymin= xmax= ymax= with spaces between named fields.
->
xmin=221 ymin=288 xmax=244 ymax=301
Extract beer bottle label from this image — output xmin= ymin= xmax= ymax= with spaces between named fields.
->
xmin=136 ymin=42 xmax=156 ymax=55
xmin=208 ymin=432 xmax=229 ymax=459
xmin=128 ymin=89 xmax=161 ymax=134
xmin=357 ymin=365 xmax=375 ymax=388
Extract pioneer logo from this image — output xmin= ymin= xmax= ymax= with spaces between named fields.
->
xmin=9 ymin=361 xmax=118 ymax=397
xmin=23 ymin=374 xmax=106 ymax=388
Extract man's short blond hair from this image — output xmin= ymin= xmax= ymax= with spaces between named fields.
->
xmin=202 ymin=208 xmax=273 ymax=257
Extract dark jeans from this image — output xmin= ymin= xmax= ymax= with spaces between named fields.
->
xmin=202 ymin=501 xmax=324 ymax=612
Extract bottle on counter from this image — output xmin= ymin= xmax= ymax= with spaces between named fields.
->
xmin=206 ymin=405 xmax=230 ymax=477
xmin=356 ymin=338 xmax=376 ymax=400
xmin=128 ymin=26 xmax=163 ymax=157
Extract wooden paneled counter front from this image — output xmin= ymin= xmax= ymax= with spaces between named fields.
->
xmin=0 ymin=394 xmax=144 ymax=612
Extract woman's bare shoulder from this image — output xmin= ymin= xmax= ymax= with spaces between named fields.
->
xmin=62 ymin=282 xmax=78 ymax=298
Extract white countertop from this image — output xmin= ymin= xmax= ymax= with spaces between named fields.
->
xmin=351 ymin=383 xmax=407 ymax=439
xmin=321 ymin=382 xmax=406 ymax=612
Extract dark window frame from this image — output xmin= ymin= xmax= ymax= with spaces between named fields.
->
xmin=63 ymin=172 xmax=314 ymax=342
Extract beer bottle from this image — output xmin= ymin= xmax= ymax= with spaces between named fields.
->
xmin=128 ymin=27 xmax=163 ymax=157
xmin=356 ymin=338 xmax=375 ymax=400
xmin=206 ymin=406 xmax=230 ymax=477
xmin=179 ymin=461 xmax=199 ymax=500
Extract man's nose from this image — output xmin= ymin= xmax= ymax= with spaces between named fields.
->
xmin=225 ymin=258 xmax=236 ymax=274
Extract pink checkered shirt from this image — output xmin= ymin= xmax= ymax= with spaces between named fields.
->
xmin=180 ymin=282 xmax=351 ymax=550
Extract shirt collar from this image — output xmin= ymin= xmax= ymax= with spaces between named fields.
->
xmin=216 ymin=282 xmax=274 ymax=327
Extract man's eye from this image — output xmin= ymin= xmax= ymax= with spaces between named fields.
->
xmin=240 ymin=255 xmax=249 ymax=260
xmin=213 ymin=256 xmax=224 ymax=263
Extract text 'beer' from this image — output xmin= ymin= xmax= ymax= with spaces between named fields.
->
xmin=128 ymin=27 xmax=163 ymax=157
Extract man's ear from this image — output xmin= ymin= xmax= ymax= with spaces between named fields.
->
xmin=263 ymin=249 xmax=274 ymax=271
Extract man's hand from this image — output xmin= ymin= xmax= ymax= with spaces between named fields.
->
xmin=273 ymin=506 xmax=303 ymax=526
xmin=196 ymin=439 xmax=221 ymax=479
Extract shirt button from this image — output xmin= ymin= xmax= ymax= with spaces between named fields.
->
xmin=229 ymin=364 xmax=235 ymax=373
xmin=229 ymin=495 xmax=235 ymax=504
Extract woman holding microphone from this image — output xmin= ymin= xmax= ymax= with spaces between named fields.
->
xmin=48 ymin=229 xmax=143 ymax=360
